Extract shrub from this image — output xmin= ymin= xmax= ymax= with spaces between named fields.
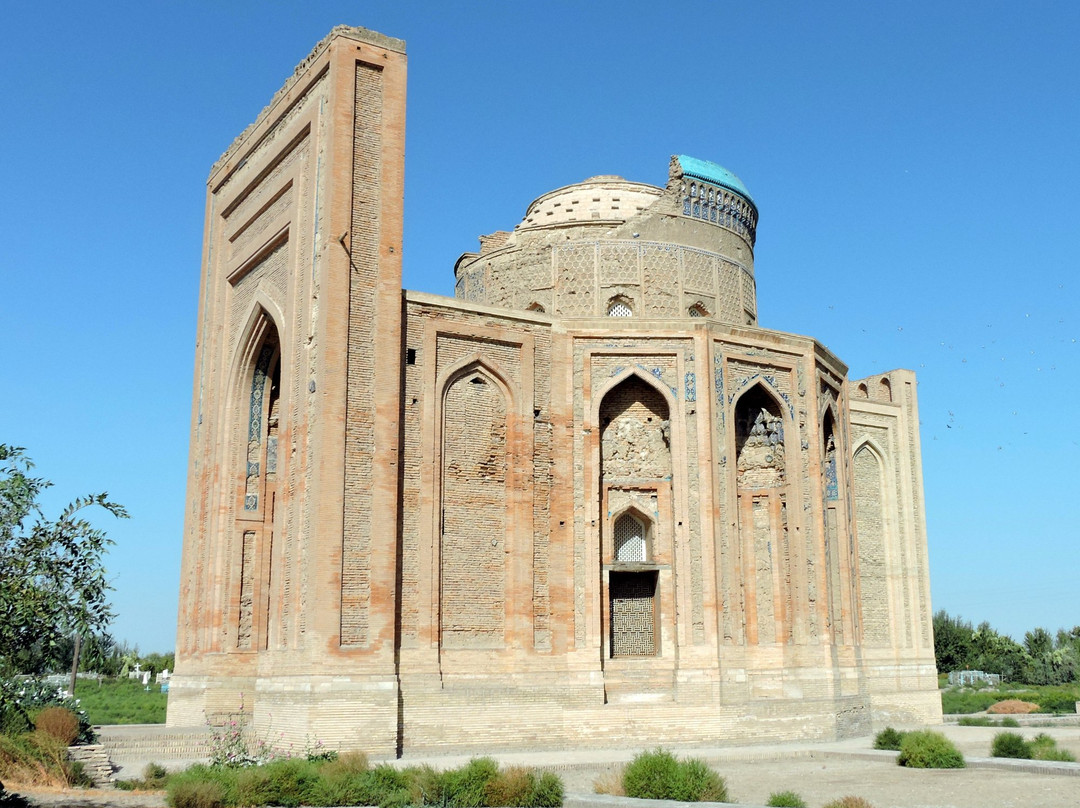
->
xmin=991 ymin=732 xmax=1031 ymax=759
xmin=622 ymin=749 xmax=727 ymax=802
xmin=940 ymin=689 xmax=998 ymax=714
xmin=32 ymin=707 xmax=80 ymax=746
xmin=624 ymin=749 xmax=679 ymax=800
xmin=1034 ymin=689 xmax=1079 ymax=714
xmin=163 ymin=756 xmax=564 ymax=808
xmin=957 ymin=715 xmax=1019 ymax=727
xmin=169 ymin=778 xmax=226 ymax=808
xmin=0 ymin=677 xmax=95 ymax=743
xmin=767 ymin=790 xmax=807 ymax=807
xmin=897 ymin=730 xmax=965 ymax=768
xmin=529 ymin=771 xmax=564 ymax=808
xmin=483 ymin=766 xmax=563 ymax=808
xmin=822 ymin=799 xmax=874 ymax=808
xmin=1029 ymin=733 xmax=1077 ymax=762
xmin=872 ymin=727 xmax=905 ymax=750
xmin=440 ymin=757 xmax=499 ymax=808
xmin=404 ymin=764 xmax=444 ymax=806
xmin=1036 ymin=747 xmax=1077 ymax=762
xmin=116 ymin=761 xmax=171 ymax=791
xmin=485 ymin=766 xmax=535 ymax=807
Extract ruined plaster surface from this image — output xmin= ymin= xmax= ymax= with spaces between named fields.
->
xmin=169 ymin=25 xmax=941 ymax=755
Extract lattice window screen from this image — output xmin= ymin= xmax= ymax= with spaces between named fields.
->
xmin=613 ymin=514 xmax=646 ymax=562
xmin=610 ymin=572 xmax=656 ymax=656
xmin=607 ymin=300 xmax=633 ymax=317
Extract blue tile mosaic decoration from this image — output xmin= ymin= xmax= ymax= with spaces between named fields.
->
xmin=244 ymin=343 xmax=274 ymax=511
xmin=730 ymin=373 xmax=795 ymax=419
xmin=824 ymin=456 xmax=839 ymax=500
xmin=684 ymin=372 xmax=696 ymax=402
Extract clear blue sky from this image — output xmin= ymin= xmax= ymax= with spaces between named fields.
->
xmin=3 ymin=2 xmax=1077 ymax=653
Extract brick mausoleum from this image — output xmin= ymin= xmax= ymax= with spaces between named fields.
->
xmin=167 ymin=25 xmax=942 ymax=755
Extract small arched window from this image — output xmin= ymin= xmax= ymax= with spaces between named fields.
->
xmin=613 ymin=512 xmax=647 ymax=562
xmin=878 ymin=377 xmax=892 ymax=402
xmin=688 ymin=302 xmax=708 ymax=318
xmin=607 ymin=298 xmax=633 ymax=317
xmin=527 ymin=302 xmax=546 ymax=313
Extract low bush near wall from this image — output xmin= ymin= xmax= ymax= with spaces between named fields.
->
xmin=896 ymin=730 xmax=965 ymax=769
xmin=621 ymin=749 xmax=728 ymax=803
xmin=821 ymin=797 xmax=874 ymax=808
xmin=957 ymin=716 xmax=1019 ymax=727
xmin=991 ymin=732 xmax=1031 ymax=759
xmin=116 ymin=762 xmax=170 ymax=791
xmin=165 ymin=756 xmax=564 ymax=808
xmin=766 ymin=790 xmax=807 ymax=807
xmin=990 ymin=731 xmax=1077 ymax=763
xmin=32 ymin=708 xmax=79 ymax=746
xmin=872 ymin=727 xmax=905 ymax=751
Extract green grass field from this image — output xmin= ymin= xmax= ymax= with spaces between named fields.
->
xmin=73 ymin=676 xmax=168 ymax=725
xmin=941 ymin=682 xmax=1079 ymax=715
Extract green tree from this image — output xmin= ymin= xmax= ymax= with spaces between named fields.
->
xmin=933 ymin=610 xmax=974 ymax=672
xmin=0 ymin=445 xmax=127 ymax=674
xmin=970 ymin=622 xmax=1025 ymax=681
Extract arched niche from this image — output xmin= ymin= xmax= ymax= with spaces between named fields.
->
xmin=852 ymin=441 xmax=892 ymax=646
xmin=611 ymin=508 xmax=652 ymax=563
xmin=733 ymin=382 xmax=786 ymax=490
xmin=878 ymin=377 xmax=892 ymax=402
xmin=438 ymin=365 xmax=510 ymax=650
xmin=598 ymin=374 xmax=672 ymax=481
xmin=232 ymin=308 xmax=282 ymax=652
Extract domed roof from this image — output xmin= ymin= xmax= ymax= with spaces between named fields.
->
xmin=676 ymin=155 xmax=755 ymax=209
xmin=517 ymin=176 xmax=662 ymax=230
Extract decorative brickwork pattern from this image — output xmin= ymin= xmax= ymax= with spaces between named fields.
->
xmin=237 ymin=530 xmax=256 ymax=649
xmin=229 ymin=183 xmax=294 ymax=263
xmin=230 ymin=240 xmax=289 ymax=353
xmin=341 ymin=62 xmax=384 ymax=647
xmin=555 ymin=244 xmax=597 ymax=315
xmin=437 ymin=336 xmax=521 ymax=390
xmin=853 ymin=445 xmax=890 ymax=645
xmin=642 ymin=245 xmax=680 ymax=317
xmin=740 ymin=268 xmax=756 ymax=321
xmin=440 ymin=372 xmax=507 ymax=648
xmin=599 ymin=243 xmax=640 ymax=286
xmin=682 ymin=248 xmax=715 ymax=293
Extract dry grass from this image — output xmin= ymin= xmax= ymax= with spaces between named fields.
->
xmin=0 ymin=732 xmax=75 ymax=789
xmin=592 ymin=765 xmax=625 ymax=796
xmin=33 ymin=708 xmax=79 ymax=747
xmin=822 ymin=798 xmax=875 ymax=808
